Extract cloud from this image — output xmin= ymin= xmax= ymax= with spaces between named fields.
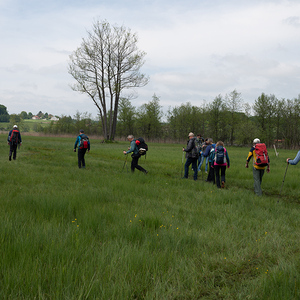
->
xmin=1 ymin=0 xmax=300 ymax=118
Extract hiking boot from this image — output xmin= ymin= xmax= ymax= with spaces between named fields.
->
xmin=9 ymin=156 xmax=11 ymax=161
xmin=221 ymin=181 xmax=225 ymax=188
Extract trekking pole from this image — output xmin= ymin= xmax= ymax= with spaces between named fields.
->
xmin=278 ymin=162 xmax=289 ymax=202
xmin=122 ymin=154 xmax=128 ymax=173
xmin=181 ymin=151 xmax=184 ymax=178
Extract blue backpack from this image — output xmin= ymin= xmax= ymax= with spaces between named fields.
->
xmin=214 ymin=146 xmax=226 ymax=164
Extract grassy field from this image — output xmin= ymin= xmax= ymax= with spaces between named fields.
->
xmin=0 ymin=134 xmax=299 ymax=299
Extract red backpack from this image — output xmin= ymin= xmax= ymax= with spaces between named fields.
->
xmin=254 ymin=143 xmax=269 ymax=166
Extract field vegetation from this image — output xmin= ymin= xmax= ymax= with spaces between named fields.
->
xmin=0 ymin=134 xmax=299 ymax=299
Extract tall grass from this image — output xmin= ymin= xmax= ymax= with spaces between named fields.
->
xmin=0 ymin=134 xmax=299 ymax=299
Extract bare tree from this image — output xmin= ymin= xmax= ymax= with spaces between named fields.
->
xmin=68 ymin=20 xmax=149 ymax=140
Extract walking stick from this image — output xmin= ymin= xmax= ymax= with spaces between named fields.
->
xmin=278 ymin=163 xmax=289 ymax=202
xmin=181 ymin=151 xmax=184 ymax=178
xmin=122 ymin=154 xmax=128 ymax=173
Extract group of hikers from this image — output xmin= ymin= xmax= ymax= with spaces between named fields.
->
xmin=6 ymin=126 xmax=300 ymax=196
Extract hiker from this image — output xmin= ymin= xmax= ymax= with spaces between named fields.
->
xmin=198 ymin=138 xmax=214 ymax=173
xmin=287 ymin=150 xmax=300 ymax=165
xmin=74 ymin=129 xmax=90 ymax=168
xmin=206 ymin=146 xmax=215 ymax=184
xmin=7 ymin=125 xmax=22 ymax=161
xmin=196 ymin=133 xmax=204 ymax=167
xmin=213 ymin=141 xmax=230 ymax=188
xmin=245 ymin=138 xmax=270 ymax=196
xmin=123 ymin=135 xmax=148 ymax=174
xmin=182 ymin=132 xmax=198 ymax=180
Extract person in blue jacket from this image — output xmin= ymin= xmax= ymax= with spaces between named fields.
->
xmin=123 ymin=135 xmax=147 ymax=174
xmin=74 ymin=129 xmax=90 ymax=168
xmin=7 ymin=125 xmax=22 ymax=161
xmin=287 ymin=151 xmax=300 ymax=165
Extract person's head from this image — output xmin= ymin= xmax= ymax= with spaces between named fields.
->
xmin=13 ymin=125 xmax=18 ymax=129
xmin=206 ymin=138 xmax=213 ymax=145
xmin=216 ymin=141 xmax=224 ymax=147
xmin=127 ymin=134 xmax=134 ymax=141
xmin=188 ymin=132 xmax=194 ymax=139
xmin=79 ymin=129 xmax=84 ymax=134
xmin=253 ymin=138 xmax=260 ymax=145
xmin=197 ymin=133 xmax=202 ymax=138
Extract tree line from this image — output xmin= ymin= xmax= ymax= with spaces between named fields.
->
xmin=116 ymin=91 xmax=300 ymax=148
xmin=1 ymin=90 xmax=300 ymax=148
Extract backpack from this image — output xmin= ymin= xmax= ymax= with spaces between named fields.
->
xmin=214 ymin=145 xmax=226 ymax=164
xmin=10 ymin=130 xmax=19 ymax=145
xmin=195 ymin=139 xmax=203 ymax=154
xmin=209 ymin=148 xmax=215 ymax=163
xmin=254 ymin=143 xmax=269 ymax=166
xmin=79 ymin=134 xmax=89 ymax=149
xmin=135 ymin=137 xmax=148 ymax=156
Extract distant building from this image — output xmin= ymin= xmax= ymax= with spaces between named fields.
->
xmin=50 ymin=116 xmax=59 ymax=121
xmin=32 ymin=116 xmax=40 ymax=120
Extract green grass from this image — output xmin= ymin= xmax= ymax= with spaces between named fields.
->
xmin=0 ymin=134 xmax=299 ymax=299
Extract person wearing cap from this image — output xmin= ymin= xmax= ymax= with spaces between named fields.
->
xmin=182 ymin=132 xmax=199 ymax=180
xmin=286 ymin=150 xmax=300 ymax=165
xmin=74 ymin=129 xmax=90 ymax=168
xmin=245 ymin=138 xmax=270 ymax=196
xmin=7 ymin=125 xmax=22 ymax=161
xmin=123 ymin=135 xmax=148 ymax=174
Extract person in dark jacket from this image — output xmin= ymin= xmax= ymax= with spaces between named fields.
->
xmin=182 ymin=132 xmax=198 ymax=180
xmin=74 ymin=129 xmax=90 ymax=168
xmin=7 ymin=125 xmax=22 ymax=161
xmin=213 ymin=141 xmax=230 ymax=188
xmin=123 ymin=135 xmax=148 ymax=174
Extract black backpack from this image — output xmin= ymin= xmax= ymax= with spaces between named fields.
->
xmin=79 ymin=134 xmax=89 ymax=149
xmin=10 ymin=130 xmax=19 ymax=145
xmin=214 ymin=145 xmax=226 ymax=164
xmin=135 ymin=137 xmax=148 ymax=156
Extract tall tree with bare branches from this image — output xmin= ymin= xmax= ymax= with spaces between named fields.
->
xmin=68 ymin=20 xmax=149 ymax=140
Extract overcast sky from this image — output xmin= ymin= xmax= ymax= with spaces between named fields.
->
xmin=1 ymin=0 xmax=300 ymax=118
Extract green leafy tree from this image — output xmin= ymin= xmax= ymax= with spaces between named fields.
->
xmin=253 ymin=93 xmax=274 ymax=146
xmin=136 ymin=94 xmax=163 ymax=140
xmin=0 ymin=104 xmax=9 ymax=122
xmin=167 ymin=102 xmax=205 ymax=141
xmin=116 ymin=98 xmax=136 ymax=138
xmin=69 ymin=19 xmax=149 ymax=141
xmin=207 ymin=95 xmax=228 ymax=141
xmin=225 ymin=89 xmax=243 ymax=145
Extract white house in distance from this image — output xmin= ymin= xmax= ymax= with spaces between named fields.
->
xmin=50 ymin=116 xmax=59 ymax=121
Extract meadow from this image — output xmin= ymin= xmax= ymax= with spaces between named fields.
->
xmin=0 ymin=134 xmax=299 ymax=299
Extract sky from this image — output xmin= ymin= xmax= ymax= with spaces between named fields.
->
xmin=1 ymin=0 xmax=300 ymax=118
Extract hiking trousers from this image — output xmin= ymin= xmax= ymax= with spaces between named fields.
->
xmin=78 ymin=148 xmax=87 ymax=168
xmin=253 ymin=167 xmax=264 ymax=196
xmin=131 ymin=154 xmax=147 ymax=173
xmin=9 ymin=143 xmax=18 ymax=160
xmin=214 ymin=165 xmax=226 ymax=188
xmin=184 ymin=157 xmax=198 ymax=180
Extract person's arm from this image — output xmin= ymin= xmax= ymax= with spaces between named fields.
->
xmin=184 ymin=139 xmax=194 ymax=152
xmin=74 ymin=136 xmax=79 ymax=151
xmin=287 ymin=150 xmax=300 ymax=165
xmin=18 ymin=132 xmax=22 ymax=144
xmin=203 ymin=145 xmax=212 ymax=157
xmin=126 ymin=140 xmax=136 ymax=154
xmin=7 ymin=130 xmax=12 ymax=143
xmin=226 ymin=150 xmax=230 ymax=168
xmin=245 ymin=147 xmax=254 ymax=168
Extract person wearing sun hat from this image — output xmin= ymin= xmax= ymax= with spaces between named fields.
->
xmin=182 ymin=132 xmax=199 ymax=180
xmin=7 ymin=125 xmax=22 ymax=161
xmin=245 ymin=138 xmax=270 ymax=196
